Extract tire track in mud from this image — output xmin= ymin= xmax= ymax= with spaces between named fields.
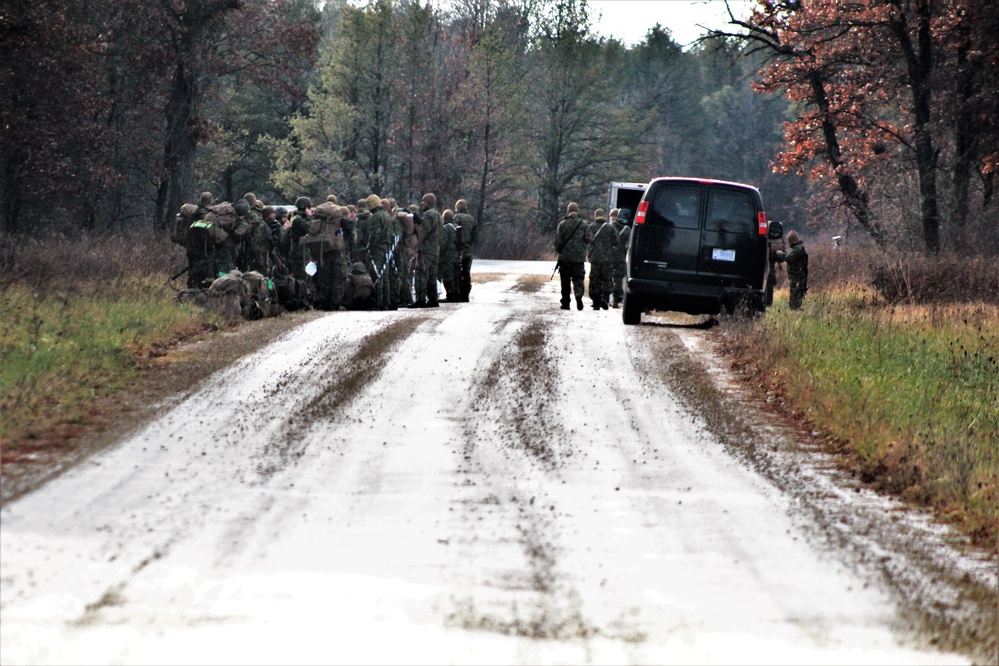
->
xmin=448 ymin=314 xmax=600 ymax=642
xmin=249 ymin=317 xmax=426 ymax=482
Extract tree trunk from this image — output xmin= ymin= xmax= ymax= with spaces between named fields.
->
xmin=808 ymin=73 xmax=885 ymax=248
xmin=891 ymin=0 xmax=940 ymax=253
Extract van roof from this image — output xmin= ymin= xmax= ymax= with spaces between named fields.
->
xmin=648 ymin=176 xmax=760 ymax=193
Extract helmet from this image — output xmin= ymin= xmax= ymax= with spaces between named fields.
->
xmin=198 ymin=192 xmax=214 ymax=207
xmin=366 ymin=194 xmax=382 ymax=210
xmin=350 ymin=262 xmax=368 ymax=274
xmin=326 ymin=194 xmax=338 ymax=203
xmin=610 ymin=208 xmax=620 ymax=219
xmin=786 ymin=230 xmax=800 ymax=246
xmin=567 ymin=202 xmax=579 ymax=214
xmin=594 ymin=208 xmax=606 ymax=220
xmin=421 ymin=193 xmax=436 ymax=208
xmin=234 ymin=199 xmax=251 ymax=216
xmin=295 ymin=196 xmax=312 ymax=210
xmin=455 ymin=199 xmax=468 ymax=213
xmin=262 ymin=206 xmax=275 ymax=218
xmin=443 ymin=209 xmax=454 ymax=222
xmin=244 ymin=192 xmax=257 ymax=205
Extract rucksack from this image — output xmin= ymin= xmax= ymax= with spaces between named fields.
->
xmin=300 ymin=215 xmax=344 ymax=255
xmin=189 ymin=203 xmax=235 ymax=249
xmin=172 ymin=204 xmax=199 ymax=245
xmin=240 ymin=271 xmax=281 ymax=319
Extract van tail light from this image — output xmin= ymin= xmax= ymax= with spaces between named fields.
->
xmin=757 ymin=211 xmax=768 ymax=235
xmin=635 ymin=200 xmax=649 ymax=225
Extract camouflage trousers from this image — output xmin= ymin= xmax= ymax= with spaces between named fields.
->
xmin=558 ymin=261 xmax=585 ymax=308
xmin=397 ymin=252 xmax=414 ymax=306
xmin=588 ymin=262 xmax=614 ymax=309
xmin=369 ymin=251 xmax=393 ymax=309
xmin=789 ymin=279 xmax=807 ymax=310
xmin=415 ymin=253 xmax=439 ymax=305
xmin=312 ymin=252 xmax=348 ymax=310
xmin=612 ymin=259 xmax=626 ymax=306
xmin=439 ymin=258 xmax=461 ymax=301
xmin=460 ymin=255 xmax=473 ymax=302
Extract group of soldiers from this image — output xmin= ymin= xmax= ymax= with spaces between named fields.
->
xmin=554 ymin=202 xmax=809 ymax=313
xmin=174 ymin=190 xmax=478 ymax=312
xmin=554 ymin=203 xmax=630 ymax=311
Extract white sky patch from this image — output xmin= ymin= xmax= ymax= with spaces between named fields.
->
xmin=588 ymin=0 xmax=754 ymax=48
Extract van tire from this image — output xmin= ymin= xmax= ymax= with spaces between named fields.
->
xmin=622 ymin=293 xmax=641 ymax=325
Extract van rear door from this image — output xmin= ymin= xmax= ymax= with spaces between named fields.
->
xmin=698 ymin=185 xmax=759 ymax=283
xmin=630 ymin=181 xmax=702 ymax=280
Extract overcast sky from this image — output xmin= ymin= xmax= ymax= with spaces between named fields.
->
xmin=588 ymin=0 xmax=753 ymax=47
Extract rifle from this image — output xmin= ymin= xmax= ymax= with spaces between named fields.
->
xmin=170 ymin=264 xmax=189 ymax=282
xmin=551 ymin=260 xmax=560 ymax=280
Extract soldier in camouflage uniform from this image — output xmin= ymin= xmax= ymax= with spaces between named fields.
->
xmin=585 ymin=209 xmax=618 ymax=310
xmin=411 ymin=193 xmax=442 ymax=308
xmin=765 ymin=219 xmax=785 ymax=306
xmin=453 ymin=199 xmax=476 ymax=302
xmin=240 ymin=199 xmax=273 ymax=275
xmin=306 ymin=202 xmax=349 ymax=311
xmin=397 ymin=205 xmax=417 ymax=307
xmin=609 ymin=208 xmax=628 ymax=308
xmin=213 ymin=199 xmax=250 ymax=277
xmin=352 ymin=198 xmax=372 ymax=267
xmin=439 ymin=209 xmax=462 ymax=302
xmin=554 ymin=202 xmax=587 ymax=310
xmin=184 ymin=192 xmax=215 ymax=288
xmin=777 ymin=229 xmax=808 ymax=310
xmin=365 ymin=194 xmax=394 ymax=310
xmin=384 ymin=198 xmax=402 ymax=309
xmin=285 ymin=197 xmax=313 ymax=278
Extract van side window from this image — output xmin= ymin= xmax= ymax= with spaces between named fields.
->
xmin=706 ymin=188 xmax=756 ymax=234
xmin=648 ymin=185 xmax=700 ymax=229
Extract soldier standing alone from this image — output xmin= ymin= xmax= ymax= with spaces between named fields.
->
xmin=765 ymin=219 xmax=785 ymax=306
xmin=777 ymin=230 xmax=808 ymax=310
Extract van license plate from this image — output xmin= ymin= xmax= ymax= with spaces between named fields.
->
xmin=712 ymin=248 xmax=736 ymax=262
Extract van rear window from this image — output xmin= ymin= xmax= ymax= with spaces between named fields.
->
xmin=705 ymin=188 xmax=756 ymax=234
xmin=647 ymin=184 xmax=700 ymax=229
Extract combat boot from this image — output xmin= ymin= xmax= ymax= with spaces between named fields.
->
xmin=407 ymin=300 xmax=426 ymax=309
xmin=576 ymin=297 xmax=584 ymax=310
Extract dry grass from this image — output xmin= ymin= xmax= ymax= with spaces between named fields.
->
xmin=723 ymin=248 xmax=999 ymax=547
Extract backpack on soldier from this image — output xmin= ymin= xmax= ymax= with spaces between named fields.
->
xmin=173 ymin=204 xmax=199 ymax=245
xmin=189 ymin=203 xmax=235 ymax=248
xmin=300 ymin=211 xmax=344 ymax=254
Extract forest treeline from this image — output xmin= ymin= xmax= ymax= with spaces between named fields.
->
xmin=1 ymin=0 xmax=995 ymax=256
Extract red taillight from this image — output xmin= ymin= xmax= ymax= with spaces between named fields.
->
xmin=635 ymin=200 xmax=649 ymax=225
xmin=757 ymin=210 xmax=768 ymax=235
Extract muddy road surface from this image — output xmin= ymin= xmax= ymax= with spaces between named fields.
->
xmin=1 ymin=261 xmax=995 ymax=665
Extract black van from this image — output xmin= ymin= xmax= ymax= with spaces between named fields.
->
xmin=622 ymin=177 xmax=769 ymax=324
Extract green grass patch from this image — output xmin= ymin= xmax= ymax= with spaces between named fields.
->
xmin=1 ymin=277 xmax=219 ymax=447
xmin=726 ymin=287 xmax=998 ymax=546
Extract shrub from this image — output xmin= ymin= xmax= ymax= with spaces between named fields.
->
xmin=870 ymin=253 xmax=999 ymax=305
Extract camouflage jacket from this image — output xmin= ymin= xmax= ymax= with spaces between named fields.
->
xmin=367 ymin=207 xmax=394 ymax=260
xmin=612 ymin=221 xmax=629 ymax=261
xmin=287 ymin=211 xmax=311 ymax=268
xmin=587 ymin=221 xmax=619 ymax=264
xmin=554 ymin=214 xmax=587 ymax=263
xmin=440 ymin=222 xmax=461 ymax=264
xmin=241 ymin=218 xmax=272 ymax=274
xmin=454 ymin=212 xmax=476 ymax=260
xmin=783 ymin=244 xmax=808 ymax=283
xmin=213 ymin=215 xmax=250 ymax=275
xmin=417 ymin=207 xmax=442 ymax=257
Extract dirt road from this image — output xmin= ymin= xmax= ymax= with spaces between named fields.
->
xmin=1 ymin=261 xmax=994 ymax=665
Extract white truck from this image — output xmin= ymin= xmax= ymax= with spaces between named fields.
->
xmin=608 ymin=182 xmax=647 ymax=220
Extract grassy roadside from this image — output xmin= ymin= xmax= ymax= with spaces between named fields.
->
xmin=1 ymin=280 xmax=220 ymax=451
xmin=0 ymin=234 xmax=222 ymax=457
xmin=721 ymin=250 xmax=998 ymax=548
